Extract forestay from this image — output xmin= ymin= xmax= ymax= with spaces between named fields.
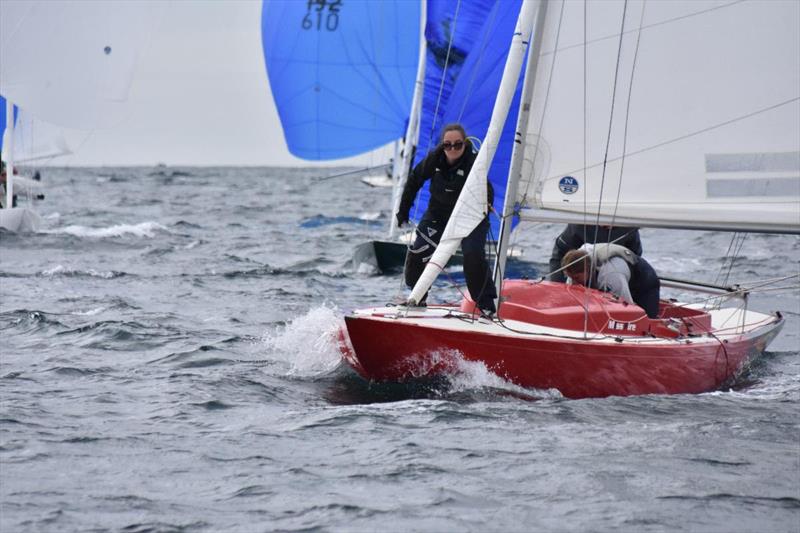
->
xmin=519 ymin=0 xmax=800 ymax=234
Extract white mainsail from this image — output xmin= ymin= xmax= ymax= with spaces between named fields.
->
xmin=519 ymin=0 xmax=800 ymax=234
xmin=409 ymin=0 xmax=538 ymax=305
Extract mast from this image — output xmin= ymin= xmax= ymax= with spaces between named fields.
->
xmin=408 ymin=0 xmax=538 ymax=305
xmin=4 ymin=99 xmax=14 ymax=209
xmin=389 ymin=0 xmax=427 ymax=239
xmin=493 ymin=0 xmax=550 ymax=299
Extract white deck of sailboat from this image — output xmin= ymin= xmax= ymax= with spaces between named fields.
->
xmin=348 ymin=303 xmax=778 ymax=346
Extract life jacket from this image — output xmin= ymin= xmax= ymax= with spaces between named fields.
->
xmin=428 ymin=147 xmax=476 ymax=210
xmin=586 ymin=243 xmax=638 ymax=267
xmin=582 ymin=243 xmax=640 ymax=293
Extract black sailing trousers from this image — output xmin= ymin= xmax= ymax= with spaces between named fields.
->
xmin=404 ymin=214 xmax=497 ymax=312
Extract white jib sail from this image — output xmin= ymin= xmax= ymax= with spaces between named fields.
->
xmin=408 ymin=0 xmax=538 ymax=305
xmin=518 ymin=0 xmax=800 ymax=234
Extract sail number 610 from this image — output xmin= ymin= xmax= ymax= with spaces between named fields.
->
xmin=302 ymin=0 xmax=342 ymax=31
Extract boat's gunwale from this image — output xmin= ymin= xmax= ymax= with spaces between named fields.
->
xmin=347 ymin=303 xmax=781 ymax=347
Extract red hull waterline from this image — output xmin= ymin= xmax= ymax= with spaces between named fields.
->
xmin=339 ymin=281 xmax=784 ymax=399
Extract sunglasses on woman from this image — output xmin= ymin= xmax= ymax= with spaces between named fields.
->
xmin=442 ymin=140 xmax=464 ymax=151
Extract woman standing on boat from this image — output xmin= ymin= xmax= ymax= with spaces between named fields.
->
xmin=395 ymin=123 xmax=497 ymax=314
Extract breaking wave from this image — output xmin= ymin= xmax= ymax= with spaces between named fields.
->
xmin=45 ymin=221 xmax=168 ymax=239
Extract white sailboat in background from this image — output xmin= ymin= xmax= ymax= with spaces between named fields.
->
xmin=1 ymin=98 xmax=77 ymax=231
xmin=339 ymin=0 xmax=800 ymax=398
xmin=0 ymin=0 xmax=162 ymax=232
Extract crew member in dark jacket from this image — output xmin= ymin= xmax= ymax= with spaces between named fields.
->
xmin=562 ymin=244 xmax=661 ymax=318
xmin=396 ymin=123 xmax=497 ymax=313
xmin=549 ymin=224 xmax=643 ymax=282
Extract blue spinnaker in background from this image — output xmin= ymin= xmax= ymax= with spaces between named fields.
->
xmin=412 ymin=0 xmax=523 ymax=239
xmin=261 ymin=0 xmax=420 ymax=161
xmin=0 ymin=96 xmax=18 ymax=158
xmin=416 ymin=0 xmax=496 ymax=154
xmin=0 ymin=95 xmax=6 ymax=155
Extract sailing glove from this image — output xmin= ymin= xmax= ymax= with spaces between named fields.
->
xmin=396 ymin=212 xmax=409 ymax=227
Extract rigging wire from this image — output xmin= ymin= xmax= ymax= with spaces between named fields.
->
xmin=580 ymin=0 xmax=630 ymax=337
xmin=719 ymin=232 xmax=748 ymax=286
xmin=543 ymin=0 xmax=747 ymax=58
xmin=454 ymin=5 xmax=501 ymax=124
xmin=609 ymin=0 xmax=647 ymax=230
xmin=592 ymin=0 xmax=629 ymax=233
xmin=536 ymin=97 xmax=799 ymax=188
xmin=710 ymin=232 xmax=748 ymax=308
xmin=581 ymin=0 xmax=590 ymax=336
xmin=423 ymin=0 xmax=462 ymax=155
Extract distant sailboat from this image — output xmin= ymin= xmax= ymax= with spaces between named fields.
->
xmin=1 ymin=96 xmax=75 ymax=220
xmin=0 ymin=0 xmax=162 ymax=232
xmin=339 ymin=0 xmax=800 ymax=398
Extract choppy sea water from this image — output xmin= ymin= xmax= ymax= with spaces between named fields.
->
xmin=1 ymin=167 xmax=798 ymax=533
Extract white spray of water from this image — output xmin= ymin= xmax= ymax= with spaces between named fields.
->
xmin=73 ymin=306 xmax=107 ymax=316
xmin=44 ymin=221 xmax=168 ymax=238
xmin=445 ymin=354 xmax=561 ymax=399
xmin=354 ymin=261 xmax=379 ymax=276
xmin=40 ymin=265 xmax=118 ymax=278
xmin=358 ymin=211 xmax=382 ymax=221
xmin=261 ymin=306 xmax=561 ymax=399
xmin=260 ymin=304 xmax=344 ymax=377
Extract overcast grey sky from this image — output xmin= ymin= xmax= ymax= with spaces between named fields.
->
xmin=59 ymin=1 xmax=392 ymax=168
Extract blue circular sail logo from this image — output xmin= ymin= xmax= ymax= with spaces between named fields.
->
xmin=559 ymin=176 xmax=579 ymax=195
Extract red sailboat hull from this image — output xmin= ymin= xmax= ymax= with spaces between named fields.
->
xmin=339 ymin=281 xmax=783 ymax=399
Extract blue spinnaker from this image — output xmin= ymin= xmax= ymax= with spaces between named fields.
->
xmin=261 ymin=0 xmax=420 ymax=160
xmin=0 ymin=95 xmax=5 ymax=155
xmin=416 ymin=0 xmax=496 ymax=154
xmin=411 ymin=0 xmax=524 ymax=239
